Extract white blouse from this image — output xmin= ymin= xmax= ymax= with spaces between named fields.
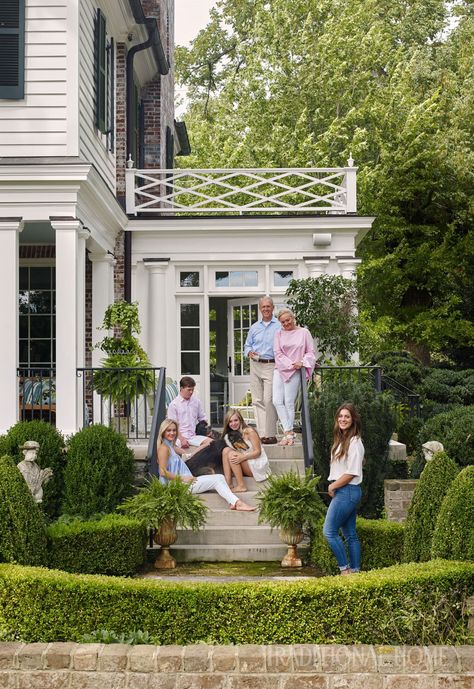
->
xmin=328 ymin=436 xmax=364 ymax=485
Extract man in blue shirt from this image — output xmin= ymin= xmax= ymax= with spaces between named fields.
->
xmin=244 ymin=296 xmax=281 ymax=444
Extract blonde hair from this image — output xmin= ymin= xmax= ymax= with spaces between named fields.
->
xmin=277 ymin=308 xmax=295 ymax=322
xmin=157 ymin=418 xmax=179 ymax=449
xmin=221 ymin=409 xmax=248 ymax=437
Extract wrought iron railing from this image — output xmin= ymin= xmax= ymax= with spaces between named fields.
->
xmin=125 ymin=162 xmax=357 ymax=216
xmin=300 ymin=368 xmax=314 ymax=473
xmin=76 ymin=367 xmax=163 ymax=440
xmin=17 ymin=368 xmax=56 ymax=423
xmin=146 ymin=368 xmax=167 ymax=478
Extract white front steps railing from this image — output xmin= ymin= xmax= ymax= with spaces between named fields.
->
xmin=125 ymin=158 xmax=357 ymax=216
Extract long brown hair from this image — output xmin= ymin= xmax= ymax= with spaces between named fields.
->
xmin=221 ymin=409 xmax=248 ymax=437
xmin=331 ymin=403 xmax=361 ymax=461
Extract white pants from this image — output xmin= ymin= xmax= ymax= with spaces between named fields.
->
xmin=190 ymin=474 xmax=238 ymax=506
xmin=272 ymin=369 xmax=301 ymax=433
xmin=250 ymin=360 xmax=278 ymax=437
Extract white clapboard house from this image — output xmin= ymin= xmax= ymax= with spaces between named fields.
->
xmin=0 ymin=0 xmax=374 ymax=438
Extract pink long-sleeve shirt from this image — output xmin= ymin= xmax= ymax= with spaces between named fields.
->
xmin=274 ymin=327 xmax=316 ymax=382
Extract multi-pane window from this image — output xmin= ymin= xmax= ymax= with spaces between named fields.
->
xmin=215 ymin=271 xmax=258 ymax=288
xmin=232 ymin=303 xmax=258 ymax=376
xmin=19 ymin=266 xmax=55 ymax=368
xmin=95 ymin=8 xmax=115 ymax=151
xmin=180 ymin=304 xmax=200 ymax=375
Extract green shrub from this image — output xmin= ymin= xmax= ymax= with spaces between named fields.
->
xmin=0 ymin=421 xmax=65 ymax=519
xmin=0 ymin=455 xmax=47 ymax=566
xmin=47 ymin=514 xmax=147 ymax=576
xmin=311 ymin=381 xmax=395 ymax=517
xmin=397 ymin=415 xmax=424 ymax=455
xmin=403 ymin=452 xmax=459 ymax=563
xmin=0 ymin=560 xmax=472 ymax=644
xmin=62 ymin=425 xmax=134 ymax=518
xmin=310 ymin=518 xmax=405 ymax=575
xmin=385 ymin=459 xmax=409 ymax=479
xmin=432 ymin=466 xmax=474 ymax=562
xmin=370 ymin=351 xmax=426 ymax=391
xmin=420 ymin=406 xmax=474 ymax=467
xmin=418 ymin=368 xmax=474 ymax=405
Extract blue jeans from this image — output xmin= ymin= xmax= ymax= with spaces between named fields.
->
xmin=323 ymin=484 xmax=362 ymax=572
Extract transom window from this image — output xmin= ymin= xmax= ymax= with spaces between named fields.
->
xmin=215 ymin=270 xmax=258 ymax=288
xmin=273 ymin=270 xmax=294 ymax=287
xmin=180 ymin=271 xmax=200 ymax=288
xmin=19 ymin=266 xmax=55 ymax=368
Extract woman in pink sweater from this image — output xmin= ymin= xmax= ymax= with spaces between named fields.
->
xmin=273 ymin=309 xmax=316 ymax=445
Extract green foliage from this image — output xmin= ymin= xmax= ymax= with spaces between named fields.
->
xmin=93 ymin=300 xmax=154 ymax=401
xmin=118 ymin=477 xmax=208 ymax=531
xmin=0 ymin=455 xmax=47 ymax=566
xmin=62 ymin=425 xmax=135 ymax=518
xmin=81 ymin=629 xmax=153 ymax=644
xmin=385 ymin=459 xmax=409 ymax=480
xmin=47 ymin=514 xmax=147 ymax=577
xmin=256 ymin=470 xmax=326 ymax=532
xmin=418 ymin=368 xmax=474 ymax=405
xmin=420 ymin=406 xmax=474 ymax=467
xmin=403 ymin=452 xmax=459 ymax=563
xmin=311 ymin=517 xmax=405 ymax=575
xmin=0 ymin=560 xmax=473 ymax=644
xmin=370 ymin=351 xmax=426 ymax=391
xmin=311 ymin=382 xmax=395 ymax=517
xmin=285 ymin=276 xmax=359 ymax=361
xmin=397 ymin=415 xmax=424 ymax=455
xmin=432 ymin=466 xmax=474 ymax=562
xmin=0 ymin=421 xmax=65 ymax=519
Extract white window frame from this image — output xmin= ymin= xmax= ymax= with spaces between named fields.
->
xmin=271 ymin=265 xmax=297 ymax=291
xmin=209 ymin=266 xmax=264 ymax=293
xmin=175 ymin=266 xmax=203 ymax=293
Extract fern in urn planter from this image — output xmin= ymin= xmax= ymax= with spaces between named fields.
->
xmin=257 ymin=470 xmax=326 ymax=567
xmin=118 ymin=477 xmax=208 ymax=569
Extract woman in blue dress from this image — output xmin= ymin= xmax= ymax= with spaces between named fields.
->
xmin=157 ymin=418 xmax=255 ymax=511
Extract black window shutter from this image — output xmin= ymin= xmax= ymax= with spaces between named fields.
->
xmin=166 ymin=126 xmax=174 ymax=170
xmin=0 ymin=0 xmax=25 ymax=99
xmin=95 ymin=8 xmax=106 ymax=133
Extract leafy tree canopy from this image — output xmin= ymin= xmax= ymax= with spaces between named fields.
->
xmin=176 ymin=0 xmax=474 ymax=364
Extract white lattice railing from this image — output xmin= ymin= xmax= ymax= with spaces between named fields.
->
xmin=125 ymin=160 xmax=357 ymax=215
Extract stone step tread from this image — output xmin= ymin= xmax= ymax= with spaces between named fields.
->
xmin=175 ymin=527 xmax=284 ymax=546
xmin=166 ymin=543 xmax=309 ymax=563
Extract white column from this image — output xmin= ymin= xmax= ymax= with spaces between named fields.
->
xmin=89 ymin=251 xmax=115 ymax=367
xmin=52 ymin=218 xmax=89 ymax=435
xmin=144 ymin=260 xmax=169 ymax=368
xmin=304 ymin=259 xmax=330 ymax=278
xmin=0 ymin=218 xmax=23 ymax=433
xmin=338 ymin=258 xmax=362 ymax=279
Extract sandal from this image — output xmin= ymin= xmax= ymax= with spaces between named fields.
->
xmin=278 ymin=436 xmax=289 ymax=446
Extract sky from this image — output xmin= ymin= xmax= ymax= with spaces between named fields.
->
xmin=175 ymin=0 xmax=218 ymax=47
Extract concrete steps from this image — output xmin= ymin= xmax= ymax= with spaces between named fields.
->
xmin=131 ymin=440 xmax=306 ymax=562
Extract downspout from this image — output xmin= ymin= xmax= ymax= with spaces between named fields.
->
xmin=125 ymin=15 xmax=169 ymax=302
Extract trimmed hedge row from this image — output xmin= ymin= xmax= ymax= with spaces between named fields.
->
xmin=432 ymin=466 xmax=474 ymax=562
xmin=47 ymin=514 xmax=147 ymax=577
xmin=0 ymin=560 xmax=472 ymax=645
xmin=310 ymin=518 xmax=405 ymax=575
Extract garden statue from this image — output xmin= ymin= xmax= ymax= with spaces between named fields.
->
xmin=422 ymin=440 xmax=444 ymax=462
xmin=18 ymin=440 xmax=53 ymax=503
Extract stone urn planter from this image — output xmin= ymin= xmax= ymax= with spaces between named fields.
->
xmin=279 ymin=527 xmax=304 ymax=568
xmin=153 ymin=518 xmax=178 ymax=569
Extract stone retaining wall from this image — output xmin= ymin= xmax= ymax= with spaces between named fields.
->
xmin=384 ymin=479 xmax=418 ymax=522
xmin=0 ymin=643 xmax=473 ymax=688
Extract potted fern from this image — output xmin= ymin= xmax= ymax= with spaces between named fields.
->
xmin=118 ymin=477 xmax=207 ymax=569
xmin=257 ymin=470 xmax=326 ymax=567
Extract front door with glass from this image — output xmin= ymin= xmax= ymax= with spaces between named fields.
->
xmin=227 ymin=299 xmax=259 ymax=406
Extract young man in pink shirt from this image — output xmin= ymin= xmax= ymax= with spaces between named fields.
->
xmin=167 ymin=377 xmax=213 ymax=449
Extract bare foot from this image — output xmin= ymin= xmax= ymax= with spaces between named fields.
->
xmin=231 ymin=500 xmax=256 ymax=512
xmin=233 ymin=484 xmax=247 ymax=493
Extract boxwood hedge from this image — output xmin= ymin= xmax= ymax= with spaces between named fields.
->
xmin=47 ymin=514 xmax=147 ymax=577
xmin=0 ymin=560 xmax=472 ymax=645
xmin=432 ymin=466 xmax=474 ymax=562
xmin=310 ymin=518 xmax=405 ymax=575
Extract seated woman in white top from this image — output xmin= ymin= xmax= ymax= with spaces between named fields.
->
xmin=322 ymin=403 xmax=364 ymax=574
xmin=221 ymin=409 xmax=271 ymax=492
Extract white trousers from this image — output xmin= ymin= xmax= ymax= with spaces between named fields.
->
xmin=272 ymin=369 xmax=301 ymax=433
xmin=250 ymin=360 xmax=278 ymax=437
xmin=190 ymin=474 xmax=238 ymax=506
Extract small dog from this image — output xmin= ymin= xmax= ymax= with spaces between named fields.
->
xmin=185 ymin=430 xmax=248 ymax=477
xmin=224 ymin=429 xmax=247 ymax=451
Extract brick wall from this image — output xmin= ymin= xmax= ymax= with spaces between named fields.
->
xmin=384 ymin=479 xmax=418 ymax=522
xmin=0 ymin=643 xmax=472 ymax=688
